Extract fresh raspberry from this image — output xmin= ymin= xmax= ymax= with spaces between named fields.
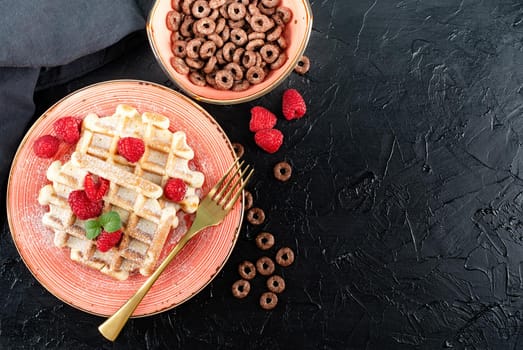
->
xmin=164 ymin=178 xmax=187 ymax=202
xmin=96 ymin=230 xmax=123 ymax=252
xmin=53 ymin=116 xmax=81 ymax=144
xmin=68 ymin=190 xmax=103 ymax=220
xmin=282 ymin=89 xmax=307 ymax=120
xmin=254 ymin=129 xmax=283 ymax=154
xmin=249 ymin=106 xmax=277 ymax=132
xmin=84 ymin=173 xmax=110 ymax=201
xmin=33 ymin=135 xmax=60 ymax=158
xmin=117 ymin=137 xmax=145 ymax=163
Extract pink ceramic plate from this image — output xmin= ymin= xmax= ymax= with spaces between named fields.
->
xmin=6 ymin=80 xmax=243 ymax=317
xmin=147 ymin=0 xmax=313 ymax=104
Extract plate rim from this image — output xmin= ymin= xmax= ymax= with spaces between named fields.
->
xmin=6 ymin=79 xmax=244 ymax=317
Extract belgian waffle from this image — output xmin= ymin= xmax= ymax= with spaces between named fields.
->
xmin=38 ymin=104 xmax=205 ymax=280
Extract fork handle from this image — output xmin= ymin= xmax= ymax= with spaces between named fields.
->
xmin=98 ymin=231 xmax=193 ymax=341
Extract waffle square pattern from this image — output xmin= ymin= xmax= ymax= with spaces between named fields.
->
xmin=38 ymin=104 xmax=205 ymax=280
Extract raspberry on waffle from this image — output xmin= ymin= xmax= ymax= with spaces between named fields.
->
xmin=38 ymin=104 xmax=204 ymax=280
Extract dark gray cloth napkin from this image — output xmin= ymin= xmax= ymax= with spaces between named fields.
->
xmin=0 ymin=0 xmax=153 ymax=189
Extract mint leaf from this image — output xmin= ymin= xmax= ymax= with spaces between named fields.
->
xmin=85 ymin=219 xmax=102 ymax=239
xmin=99 ymin=211 xmax=121 ymax=233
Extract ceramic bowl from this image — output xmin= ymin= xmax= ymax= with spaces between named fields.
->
xmin=147 ymin=0 xmax=313 ymax=104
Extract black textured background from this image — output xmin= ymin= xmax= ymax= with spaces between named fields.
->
xmin=4 ymin=1 xmax=523 ymax=349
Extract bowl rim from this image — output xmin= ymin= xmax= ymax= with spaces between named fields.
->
xmin=146 ymin=0 xmax=313 ymax=105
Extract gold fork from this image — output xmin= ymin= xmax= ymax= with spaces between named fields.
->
xmin=98 ymin=159 xmax=253 ymax=341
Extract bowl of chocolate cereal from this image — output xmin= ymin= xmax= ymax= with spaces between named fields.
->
xmin=147 ymin=0 xmax=313 ymax=104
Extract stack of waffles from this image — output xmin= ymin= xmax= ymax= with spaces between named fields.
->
xmin=38 ymin=104 xmax=204 ymax=280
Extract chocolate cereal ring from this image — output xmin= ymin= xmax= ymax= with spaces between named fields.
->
xmin=227 ymin=2 xmax=247 ymax=21
xmin=166 ymin=10 xmax=183 ymax=31
xmin=266 ymin=25 xmax=282 ymax=42
xmin=205 ymin=71 xmax=218 ymax=86
xmin=199 ymin=40 xmax=217 ymax=59
xmin=194 ymin=17 xmax=216 ymax=35
xmin=250 ymin=14 xmax=274 ymax=32
xmin=232 ymin=142 xmax=245 ymax=158
xmin=294 ymin=55 xmax=310 ymax=75
xmin=220 ymin=24 xmax=230 ymax=42
xmin=171 ymin=40 xmax=187 ymax=58
xmin=259 ymin=291 xmax=278 ymax=310
xmin=248 ymin=31 xmax=266 ymax=41
xmin=243 ymin=190 xmax=253 ymax=210
xmin=248 ymin=4 xmax=260 ymax=15
xmin=225 ymin=62 xmax=244 ymax=80
xmin=172 ymin=0 xmax=182 ymax=11
xmin=180 ymin=16 xmax=195 ymax=37
xmin=276 ymin=6 xmax=292 ymax=23
xmin=209 ymin=8 xmax=220 ymax=20
xmin=255 ymin=232 xmax=275 ymax=250
xmin=222 ymin=42 xmax=236 ymax=62
xmin=170 ymin=31 xmax=184 ymax=42
xmin=256 ymin=256 xmax=275 ymax=276
xmin=219 ymin=3 xmax=230 ymax=19
xmin=232 ymin=279 xmax=250 ymax=299
xmin=266 ymin=275 xmax=286 ymax=294
xmin=238 ymin=260 xmax=256 ymax=280
xmin=276 ymin=35 xmax=287 ymax=49
xmin=255 ymin=52 xmax=266 ymax=68
xmin=270 ymin=52 xmax=287 ymax=70
xmin=186 ymin=57 xmax=205 ymax=69
xmin=241 ymin=50 xmax=257 ymax=68
xmin=271 ymin=12 xmax=285 ymax=26
xmin=260 ymin=43 xmax=279 ymax=64
xmin=209 ymin=0 xmax=226 ymax=9
xmin=246 ymin=66 xmax=266 ymax=85
xmin=207 ymin=33 xmax=224 ymax=48
xmin=232 ymin=47 xmax=245 ymax=63
xmin=191 ymin=0 xmax=211 ymax=18
xmin=216 ymin=48 xmax=226 ymax=65
xmin=232 ymin=79 xmax=250 ymax=91
xmin=215 ymin=17 xmax=227 ymax=34
xmin=258 ymin=4 xmax=276 ymax=16
xmin=275 ymin=247 xmax=295 ymax=267
xmin=182 ymin=0 xmax=195 ymax=15
xmin=189 ymin=71 xmax=207 ymax=86
xmin=246 ymin=38 xmax=265 ymax=51
xmin=170 ymin=56 xmax=190 ymax=74
xmin=186 ymin=38 xmax=204 ymax=58
xmin=207 ymin=10 xmax=220 ymax=21
xmin=247 ymin=207 xmax=265 ymax=225
xmin=273 ymin=161 xmax=292 ymax=181
xmin=229 ymin=19 xmax=246 ymax=29
xmin=230 ymin=28 xmax=248 ymax=46
xmin=261 ymin=0 xmax=280 ymax=8
xmin=203 ymin=55 xmax=218 ymax=74
xmin=215 ymin=69 xmax=234 ymax=90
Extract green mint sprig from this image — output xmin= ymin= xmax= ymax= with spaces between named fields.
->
xmin=85 ymin=211 xmax=121 ymax=240
xmin=85 ymin=220 xmax=102 ymax=239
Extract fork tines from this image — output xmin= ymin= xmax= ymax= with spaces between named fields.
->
xmin=209 ymin=159 xmax=254 ymax=210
